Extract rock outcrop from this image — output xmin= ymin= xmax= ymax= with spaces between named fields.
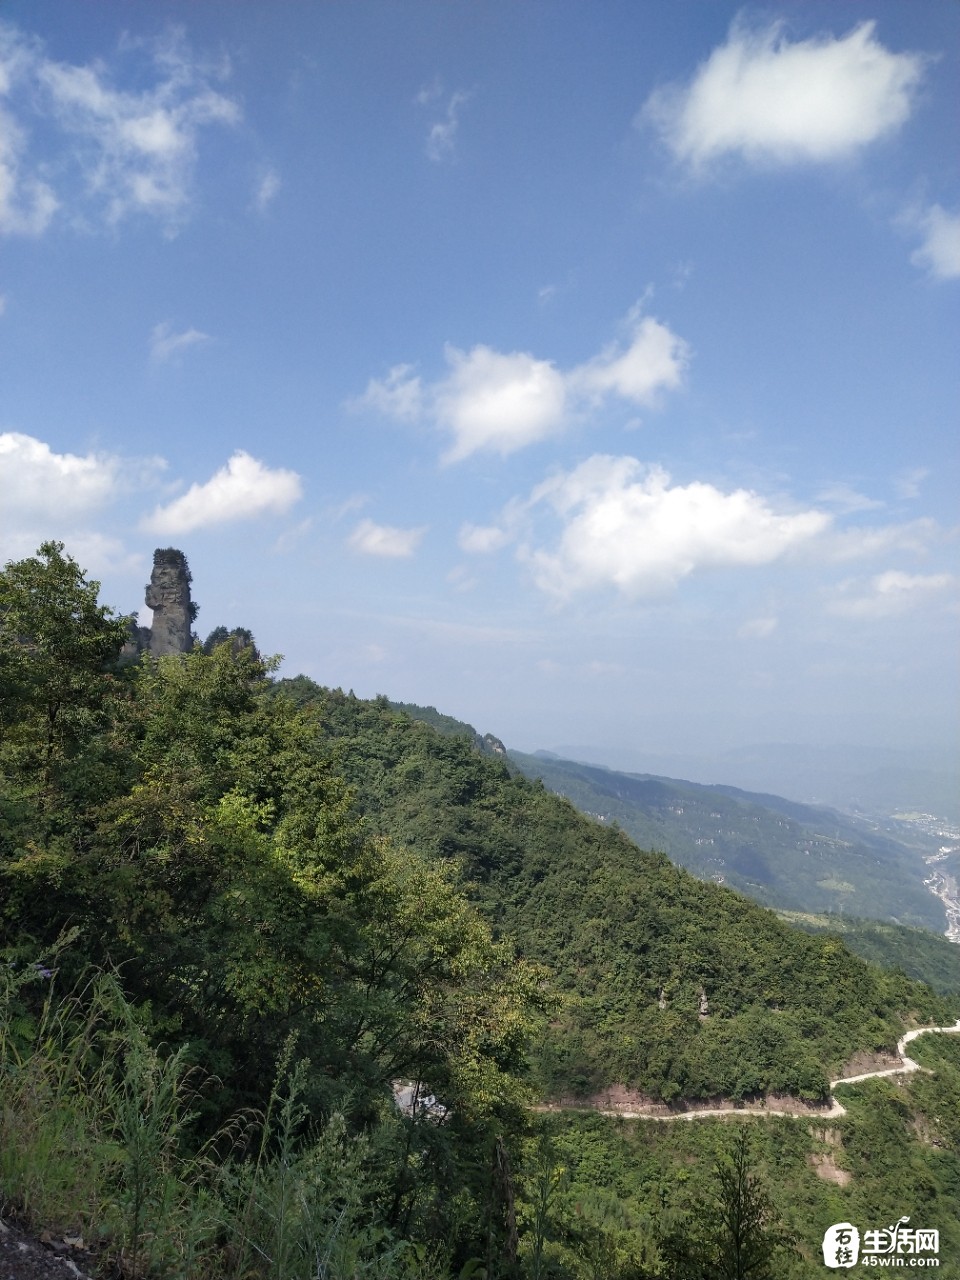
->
xmin=122 ymin=548 xmax=197 ymax=660
xmin=144 ymin=549 xmax=195 ymax=655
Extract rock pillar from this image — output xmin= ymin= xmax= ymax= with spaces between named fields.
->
xmin=145 ymin=549 xmax=194 ymax=655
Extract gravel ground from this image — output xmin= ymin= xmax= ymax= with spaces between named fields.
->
xmin=0 ymin=1217 xmax=97 ymax=1280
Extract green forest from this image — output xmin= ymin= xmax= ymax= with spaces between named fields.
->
xmin=2 ymin=544 xmax=959 ymax=1279
xmin=506 ymin=751 xmax=945 ymax=930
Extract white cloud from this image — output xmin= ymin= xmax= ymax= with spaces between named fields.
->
xmin=0 ymin=527 xmax=143 ymax=574
xmin=571 ymin=313 xmax=690 ymax=404
xmin=149 ymin=321 xmax=211 ymax=363
xmin=437 ymin=345 xmax=568 ymax=462
xmin=143 ymin=451 xmax=302 ymax=535
xmin=0 ymin=104 xmax=58 ymax=235
xmin=326 ymin=493 xmax=371 ymax=523
xmin=352 ymin=364 xmax=423 ymax=421
xmin=0 ymin=430 xmax=123 ymax=518
xmin=815 ymin=482 xmax=884 ymax=514
xmin=829 ymin=570 xmax=956 ymax=618
xmin=641 ymin=18 xmax=924 ymax=169
xmin=523 ymin=455 xmax=830 ymax=598
xmin=738 ymin=616 xmax=778 ymax=639
xmin=458 ymin=522 xmax=513 ymax=554
xmin=446 ymin=564 xmax=478 ymax=592
xmin=0 ymin=20 xmax=240 ymax=233
xmin=894 ymin=467 xmax=928 ymax=501
xmin=348 ymin=518 xmax=425 ymax=558
xmin=415 ymin=77 xmax=443 ymax=107
xmin=271 ymin=517 xmax=313 ymax=555
xmin=458 ymin=496 xmax=525 ymax=553
xmin=55 ymin=531 xmax=144 ymax=576
xmin=824 ymin=517 xmax=938 ymax=562
xmin=425 ymin=89 xmax=471 ymax=163
xmin=254 ymin=167 xmax=281 ymax=213
xmin=358 ymin=307 xmax=689 ymax=462
xmin=908 ymin=204 xmax=960 ymax=280
xmin=0 ymin=431 xmax=165 ymax=565
xmin=461 ymin=460 xmax=944 ymax=593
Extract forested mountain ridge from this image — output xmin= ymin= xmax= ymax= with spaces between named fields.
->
xmin=508 ymin=752 xmax=944 ymax=931
xmin=386 ymin=701 xmax=959 ymax=991
xmin=385 ymin=700 xmax=945 ymax=933
xmin=4 ymin=545 xmax=960 ymax=1279
xmin=280 ymin=683 xmax=956 ymax=1103
xmin=783 ymin=914 xmax=960 ymax=995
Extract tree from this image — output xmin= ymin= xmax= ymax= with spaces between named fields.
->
xmin=202 ymin=624 xmax=259 ymax=658
xmin=659 ymin=1129 xmax=793 ymax=1279
xmin=0 ymin=541 xmax=129 ymax=790
xmin=0 ymin=542 xmax=132 ymax=954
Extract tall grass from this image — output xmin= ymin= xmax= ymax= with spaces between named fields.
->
xmin=0 ymin=955 xmax=439 ymax=1279
xmin=0 ymin=941 xmax=122 ymax=1235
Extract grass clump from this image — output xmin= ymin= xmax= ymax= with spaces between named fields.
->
xmin=0 ymin=953 xmax=429 ymax=1279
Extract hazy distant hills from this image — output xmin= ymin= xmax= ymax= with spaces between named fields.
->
xmin=510 ymin=750 xmax=945 ymax=932
xmin=382 ymin=701 xmax=949 ymax=933
xmin=546 ymin=741 xmax=960 ymax=824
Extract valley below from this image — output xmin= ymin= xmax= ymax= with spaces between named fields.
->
xmin=889 ymin=813 xmax=960 ymax=944
xmin=925 ymin=853 xmax=960 ymax=943
xmin=510 ymin=747 xmax=960 ymax=944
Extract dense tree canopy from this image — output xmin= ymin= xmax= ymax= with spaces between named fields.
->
xmin=0 ymin=546 xmax=550 ymax=1272
xmin=276 ymin=680 xmax=955 ymax=1103
xmin=0 ymin=541 xmax=129 ymax=797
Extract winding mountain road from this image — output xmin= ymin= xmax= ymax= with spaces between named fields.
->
xmin=558 ymin=1020 xmax=960 ymax=1123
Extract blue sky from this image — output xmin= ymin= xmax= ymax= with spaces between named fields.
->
xmin=1 ymin=2 xmax=957 ymax=769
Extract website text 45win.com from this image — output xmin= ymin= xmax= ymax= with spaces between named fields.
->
xmin=860 ymin=1260 xmax=939 ymax=1268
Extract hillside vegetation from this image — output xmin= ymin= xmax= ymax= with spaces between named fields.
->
xmin=520 ymin=1027 xmax=960 ymax=1279
xmin=1 ymin=545 xmax=544 ymax=1276
xmin=2 ymin=545 xmax=958 ymax=1279
xmin=508 ymin=751 xmax=944 ymax=931
xmin=781 ymin=913 xmax=960 ymax=995
xmin=285 ymin=687 xmax=954 ymax=1103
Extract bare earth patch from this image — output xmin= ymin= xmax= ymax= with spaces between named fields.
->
xmin=838 ymin=1048 xmax=901 ymax=1076
xmin=809 ymin=1152 xmax=852 ymax=1186
xmin=538 ymin=1090 xmax=840 ymax=1120
xmin=911 ymin=1115 xmax=950 ymax=1149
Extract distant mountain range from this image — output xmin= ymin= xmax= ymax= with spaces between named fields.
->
xmin=383 ymin=701 xmax=952 ymax=936
xmin=545 ymin=741 xmax=960 ymax=824
xmin=275 ymin=688 xmax=956 ymax=1104
xmin=510 ymin=749 xmax=947 ymax=932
